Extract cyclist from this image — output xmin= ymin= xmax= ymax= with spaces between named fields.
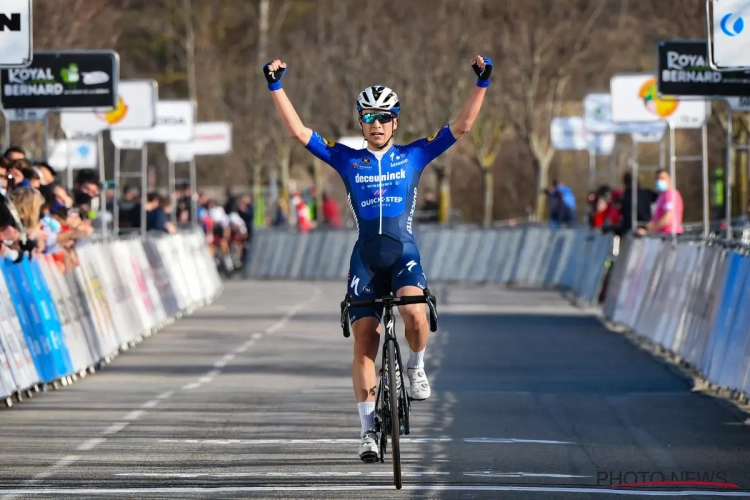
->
xmin=264 ymin=55 xmax=492 ymax=462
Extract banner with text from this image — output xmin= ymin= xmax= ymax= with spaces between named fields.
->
xmin=0 ymin=51 xmax=119 ymax=111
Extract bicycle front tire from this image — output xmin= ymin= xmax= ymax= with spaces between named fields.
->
xmin=387 ymin=339 xmax=402 ymax=489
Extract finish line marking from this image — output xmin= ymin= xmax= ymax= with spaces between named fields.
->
xmin=0 ymin=485 xmax=748 ymax=496
xmin=156 ymin=437 xmax=573 ymax=445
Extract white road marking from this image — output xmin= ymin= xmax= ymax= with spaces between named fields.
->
xmin=155 ymin=437 xmax=564 ymax=446
xmin=122 ymin=410 xmax=145 ymax=421
xmin=141 ymin=400 xmax=159 ymax=409
xmin=7 ymin=288 xmax=321 ymax=493
xmin=213 ymin=360 xmax=227 ymax=369
xmin=76 ymin=438 xmax=106 ymax=451
xmin=101 ymin=422 xmax=129 ymax=436
xmin=156 ymin=391 xmax=174 ymax=400
xmin=115 ymin=471 xmax=449 ymax=478
xmin=1 ymin=485 xmax=748 ymax=496
xmin=464 ymin=437 xmax=574 ymax=445
xmin=464 ymin=471 xmax=593 ymax=479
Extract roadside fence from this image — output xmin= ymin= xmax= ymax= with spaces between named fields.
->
xmin=0 ymin=228 xmax=221 ymax=407
xmin=603 ymin=233 xmax=750 ymax=401
xmin=244 ymin=226 xmax=615 ymax=304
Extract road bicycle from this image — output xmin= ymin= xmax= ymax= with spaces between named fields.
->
xmin=340 ymin=285 xmax=438 ymax=490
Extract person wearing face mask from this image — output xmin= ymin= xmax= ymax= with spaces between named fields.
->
xmin=637 ymin=169 xmax=683 ymax=236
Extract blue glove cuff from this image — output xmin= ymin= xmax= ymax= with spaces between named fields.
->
xmin=268 ymin=81 xmax=282 ymax=91
xmin=476 ymin=78 xmax=490 ymax=88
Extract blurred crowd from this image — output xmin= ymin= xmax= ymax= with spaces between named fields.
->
xmin=546 ymin=169 xmax=685 ymax=236
xmin=0 ymin=146 xmax=97 ymax=274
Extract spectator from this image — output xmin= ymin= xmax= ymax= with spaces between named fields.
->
xmin=550 ymin=190 xmax=576 ymax=227
xmin=272 ymin=198 xmax=288 ymax=227
xmin=35 ymin=162 xmax=57 ymax=186
xmin=20 ymin=167 xmax=41 ymax=190
xmin=637 ymin=169 xmax=683 ymax=236
xmin=292 ymin=192 xmax=312 ymax=233
xmin=7 ymin=159 xmax=29 ymax=189
xmin=118 ymin=185 xmax=141 ymax=233
xmin=3 ymin=146 xmax=26 ymax=161
xmin=224 ymin=186 xmax=238 ymax=214
xmin=9 ymin=187 xmax=47 ymax=256
xmin=322 ymin=192 xmax=342 ymax=228
xmin=419 ymin=192 xmax=439 ymax=223
xmin=0 ymin=157 xmax=10 ymax=195
xmin=144 ymin=191 xmax=161 ymax=230
xmin=236 ymin=194 xmax=255 ymax=266
xmin=618 ymin=171 xmax=658 ymax=236
xmin=548 ymin=179 xmax=576 ymax=212
xmin=176 ymin=183 xmax=192 ymax=223
xmin=147 ymin=195 xmax=176 ymax=234
xmin=589 ymin=186 xmax=621 ymax=231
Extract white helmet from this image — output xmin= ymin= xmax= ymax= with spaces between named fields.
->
xmin=356 ymin=86 xmax=400 ymax=115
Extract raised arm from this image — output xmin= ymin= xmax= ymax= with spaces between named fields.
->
xmin=449 ymin=56 xmax=492 ymax=140
xmin=264 ymin=60 xmax=313 ymax=146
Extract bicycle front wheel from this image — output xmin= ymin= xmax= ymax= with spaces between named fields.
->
xmin=387 ymin=339 xmax=402 ymax=489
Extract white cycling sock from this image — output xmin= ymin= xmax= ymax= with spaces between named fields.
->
xmin=408 ymin=348 xmax=425 ymax=370
xmin=357 ymin=401 xmax=375 ymax=437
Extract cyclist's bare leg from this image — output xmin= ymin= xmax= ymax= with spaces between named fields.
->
xmin=352 ymin=317 xmax=381 ymax=403
xmin=397 ymin=285 xmax=431 ymax=400
xmin=352 ymin=316 xmax=382 ymax=459
xmin=396 ymin=286 xmax=429 ymax=353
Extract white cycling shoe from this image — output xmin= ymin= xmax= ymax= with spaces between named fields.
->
xmin=407 ymin=367 xmax=431 ymax=400
xmin=358 ymin=431 xmax=379 ymax=463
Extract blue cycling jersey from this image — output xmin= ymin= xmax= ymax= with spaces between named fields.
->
xmin=305 ymin=125 xmax=457 ymax=243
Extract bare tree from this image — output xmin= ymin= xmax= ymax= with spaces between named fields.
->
xmin=494 ymin=0 xmax=606 ymax=219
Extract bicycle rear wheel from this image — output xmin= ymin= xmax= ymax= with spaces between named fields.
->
xmin=387 ymin=339 xmax=402 ymax=489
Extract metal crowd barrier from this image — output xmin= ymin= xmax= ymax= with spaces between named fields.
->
xmin=244 ymin=226 xmax=616 ymax=303
xmin=603 ymin=234 xmax=750 ymax=401
xmin=0 ymin=228 xmax=222 ymax=407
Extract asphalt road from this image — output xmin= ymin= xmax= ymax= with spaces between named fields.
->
xmin=0 ymin=281 xmax=749 ymax=499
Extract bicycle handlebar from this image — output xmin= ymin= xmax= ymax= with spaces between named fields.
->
xmin=340 ymin=289 xmax=438 ymax=338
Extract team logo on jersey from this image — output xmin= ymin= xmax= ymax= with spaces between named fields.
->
xmin=426 ymin=131 xmax=438 ymax=142
xmin=323 ymin=137 xmax=336 ymax=148
xmin=352 ymin=162 xmax=359 ymax=169
xmin=361 ymin=157 xmax=371 ymax=164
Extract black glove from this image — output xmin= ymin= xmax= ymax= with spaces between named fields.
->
xmin=472 ymin=56 xmax=493 ymax=88
xmin=263 ymin=61 xmax=286 ymax=91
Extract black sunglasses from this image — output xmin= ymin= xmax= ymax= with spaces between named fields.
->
xmin=361 ymin=112 xmax=395 ymax=124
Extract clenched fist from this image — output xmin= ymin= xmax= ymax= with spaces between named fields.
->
xmin=264 ymin=59 xmax=287 ymax=91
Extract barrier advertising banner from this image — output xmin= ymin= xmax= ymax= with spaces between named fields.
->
xmin=0 ymin=50 xmax=119 ymax=110
xmin=551 ymin=116 xmax=615 ymax=154
xmin=60 ymin=79 xmax=158 ymax=137
xmin=110 ymin=100 xmax=195 ymax=150
xmin=710 ymin=0 xmax=750 ymax=70
xmin=610 ymin=73 xmax=708 ymax=128
xmin=165 ymin=121 xmax=232 ymax=162
xmin=0 ymin=0 xmax=32 ymax=68
xmin=658 ymin=39 xmax=750 ymax=97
